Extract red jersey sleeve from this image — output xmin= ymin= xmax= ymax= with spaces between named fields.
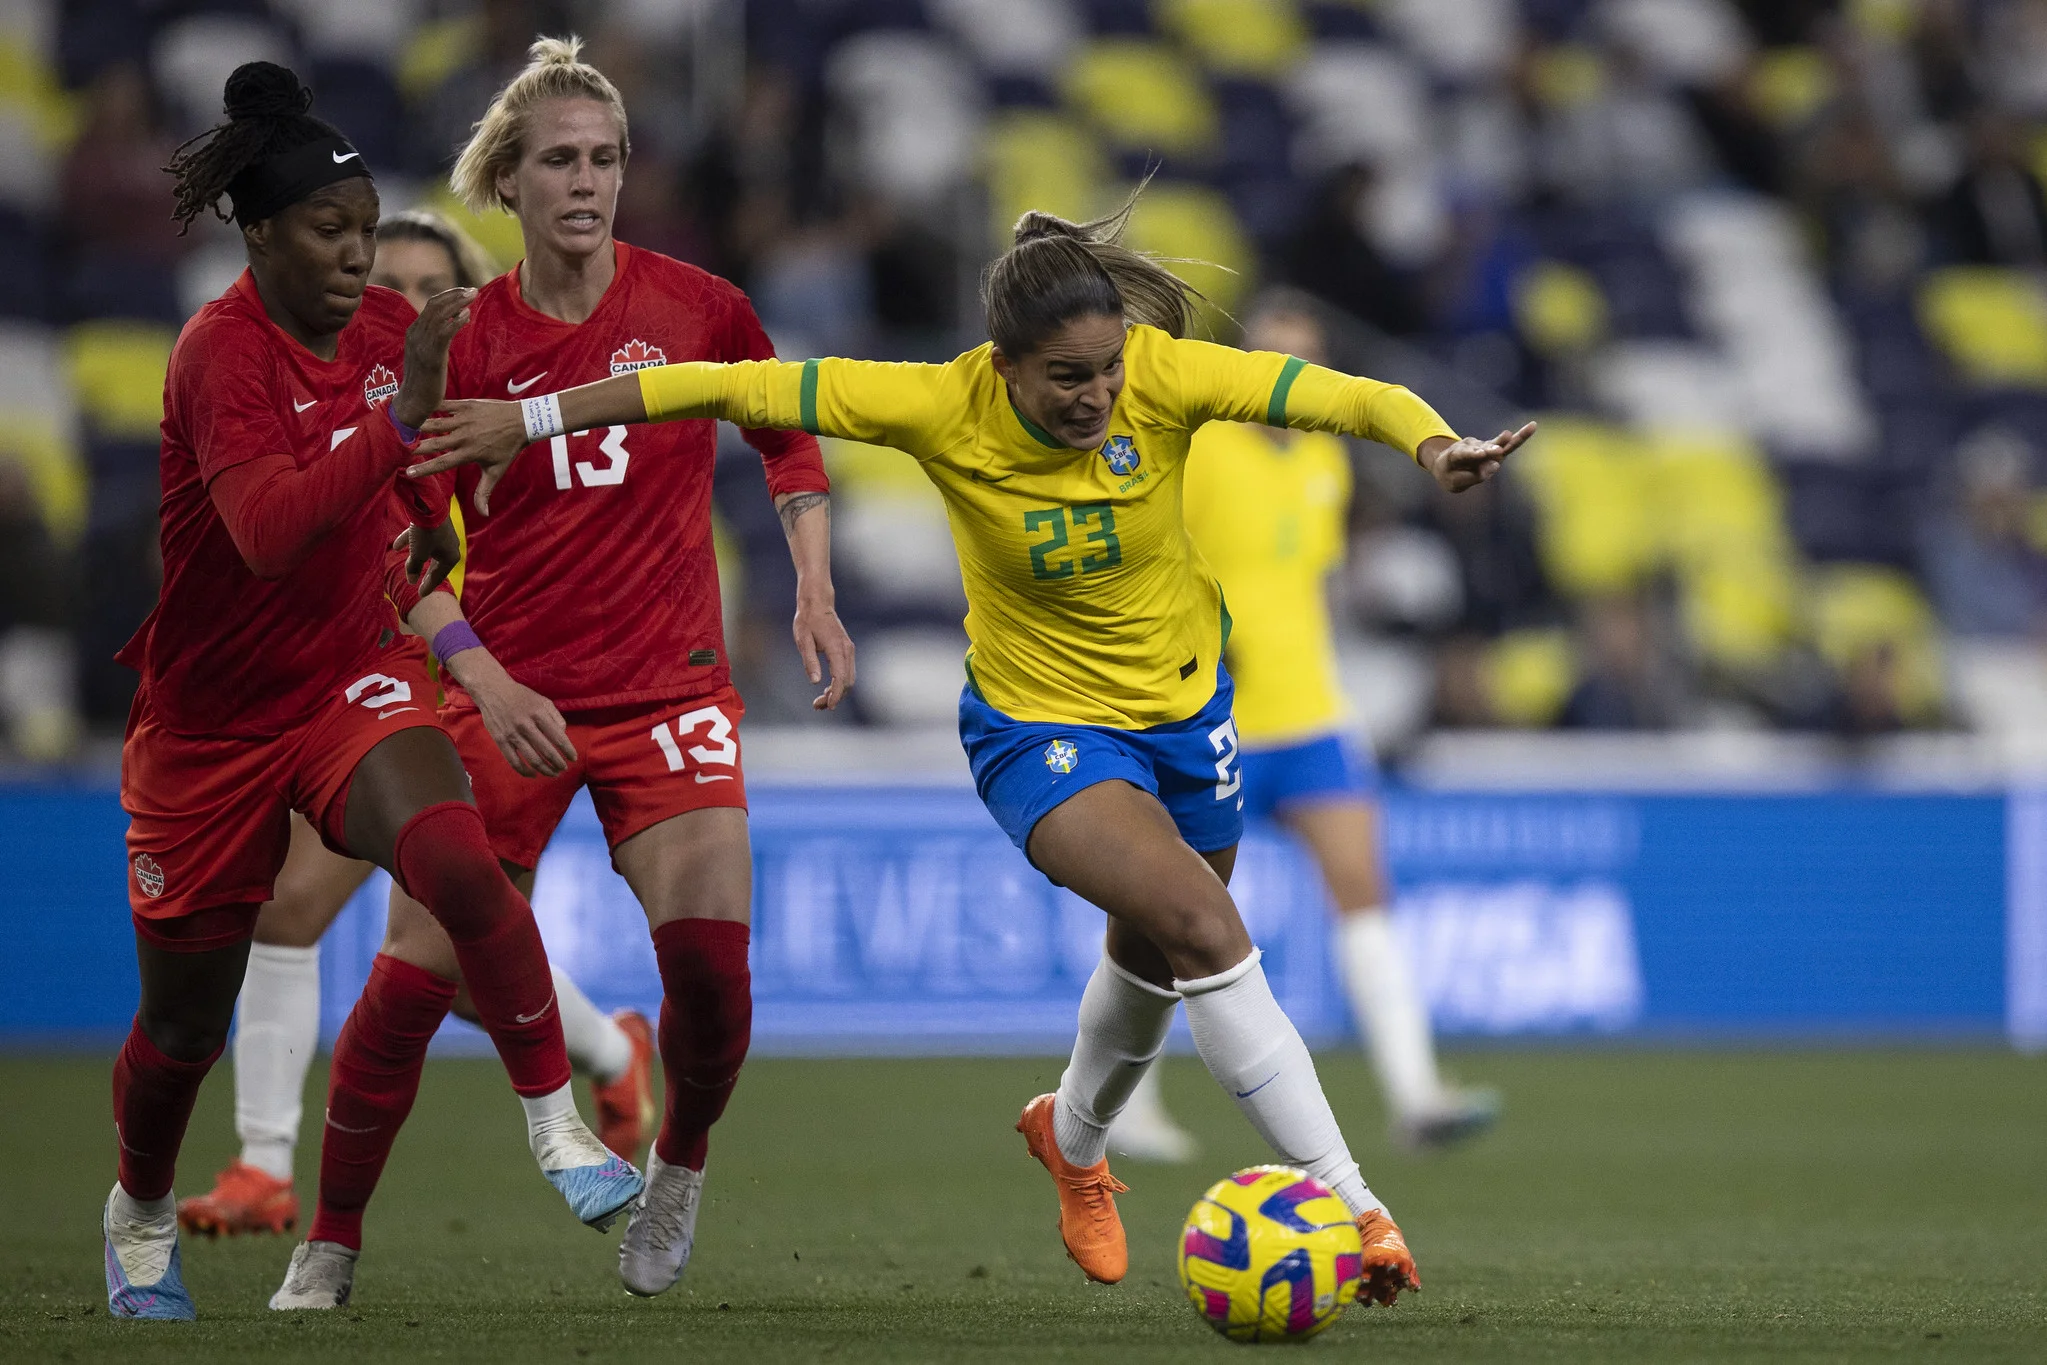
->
xmin=180 ymin=320 xmax=293 ymax=484
xmin=207 ymin=415 xmax=416 ymax=579
xmin=719 ymin=284 xmax=830 ymax=499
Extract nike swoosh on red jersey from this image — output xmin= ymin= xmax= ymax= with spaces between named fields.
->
xmin=507 ymin=372 xmax=549 ymax=394
xmin=293 ymin=398 xmax=317 ymax=412
xmin=377 ymin=706 xmax=419 ymax=719
xmin=693 ymin=773 xmax=734 ymax=784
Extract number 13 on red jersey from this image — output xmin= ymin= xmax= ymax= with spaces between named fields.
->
xmin=549 ymin=426 xmax=630 ymax=489
xmin=651 ymin=704 xmax=737 ymax=784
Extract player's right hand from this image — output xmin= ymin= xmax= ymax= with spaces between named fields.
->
xmin=408 ymin=399 xmax=528 ymax=514
xmin=470 ymin=673 xmax=576 ymax=777
xmin=393 ymin=287 xmax=475 ymax=430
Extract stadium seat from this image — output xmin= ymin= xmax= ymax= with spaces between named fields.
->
xmin=269 ymin=0 xmax=410 ymax=64
xmin=1154 ymin=0 xmax=1309 ymax=79
xmin=1512 ymin=260 xmax=1609 ymax=356
xmin=1376 ymin=0 xmax=1518 ymax=81
xmin=0 ymin=106 xmax=53 ymax=220
xmin=1061 ymin=39 xmax=1219 ymax=160
xmin=1808 ymin=563 xmax=1946 ymax=724
xmin=0 ymin=324 xmax=86 ymax=544
xmin=825 ymin=32 xmax=984 ymax=205
xmin=61 ymin=251 xmax=182 ymax=326
xmin=1484 ymin=627 xmax=1576 ymax=727
xmin=1651 ymin=432 xmax=1798 ymax=670
xmin=150 ymin=15 xmax=292 ymax=131
xmin=1510 ymin=416 xmax=1661 ymax=597
xmin=1916 ymin=267 xmax=2047 ymax=389
xmin=927 ymin=0 xmax=1083 ymax=80
xmin=1282 ymin=42 xmax=1429 ymax=174
xmin=981 ymin=110 xmax=1112 ymax=240
xmin=1119 ymin=179 xmax=1253 ymax=318
xmin=822 ymin=439 xmax=963 ymax=616
xmin=0 ymin=209 xmax=52 ymax=321
xmin=62 ymin=321 xmax=173 ymax=442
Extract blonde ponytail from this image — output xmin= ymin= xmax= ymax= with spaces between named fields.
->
xmin=449 ymin=36 xmax=629 ymax=213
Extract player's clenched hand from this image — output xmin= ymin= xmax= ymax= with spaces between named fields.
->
xmin=1420 ymin=421 xmax=1537 ymax=494
xmin=392 ymin=287 xmax=474 ymax=430
xmin=391 ymin=520 xmax=462 ymax=597
xmin=468 ymin=671 xmax=576 ymax=778
xmin=408 ymin=399 xmax=527 ymax=514
xmin=794 ymin=591 xmax=856 ymax=710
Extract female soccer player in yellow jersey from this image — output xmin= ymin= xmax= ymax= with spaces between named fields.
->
xmin=1108 ymin=293 xmax=1498 ymax=1168
xmin=410 ymin=190 xmax=1534 ymax=1306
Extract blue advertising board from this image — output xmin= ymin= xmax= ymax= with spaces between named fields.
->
xmin=0 ymin=781 xmax=2026 ymax=1051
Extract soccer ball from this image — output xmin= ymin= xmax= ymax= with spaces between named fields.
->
xmin=1177 ymin=1165 xmax=1364 ymax=1343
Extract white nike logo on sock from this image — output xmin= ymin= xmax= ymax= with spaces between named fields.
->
xmin=324 ymin=1110 xmax=379 ymax=1134
xmin=507 ymin=373 xmax=548 ymax=394
xmin=514 ymin=993 xmax=557 ymax=1025
xmin=332 ymin=151 xmax=360 ymax=164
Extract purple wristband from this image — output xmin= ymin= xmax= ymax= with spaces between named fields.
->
xmin=388 ymin=404 xmax=420 ymax=445
xmin=430 ymin=621 xmax=483 ymax=665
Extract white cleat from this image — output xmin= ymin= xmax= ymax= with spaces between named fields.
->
xmin=268 ymin=1240 xmax=358 ymax=1310
xmin=1105 ymin=1068 xmax=1199 ymax=1165
xmin=618 ymin=1152 xmax=704 ymax=1297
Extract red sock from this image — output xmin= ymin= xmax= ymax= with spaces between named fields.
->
xmin=651 ymin=919 xmax=752 ymax=1170
xmin=111 ymin=1021 xmax=221 ymax=1202
xmin=393 ymin=801 xmax=569 ymax=1097
xmin=308 ymin=954 xmax=456 ymax=1251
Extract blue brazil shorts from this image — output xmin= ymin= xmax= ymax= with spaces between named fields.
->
xmin=959 ymin=666 xmax=1246 ymax=858
xmin=1238 ymin=731 xmax=1378 ymax=821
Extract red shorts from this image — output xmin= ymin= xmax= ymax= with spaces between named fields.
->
xmin=122 ymin=639 xmax=440 ymax=951
xmin=443 ymin=686 xmax=748 ymax=869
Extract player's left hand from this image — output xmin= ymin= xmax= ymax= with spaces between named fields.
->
xmin=469 ymin=672 xmax=577 ymax=777
xmin=408 ymin=399 xmax=529 ymax=514
xmin=392 ymin=519 xmax=462 ymax=596
xmin=1420 ymin=421 xmax=1537 ymax=494
xmin=794 ymin=591 xmax=856 ymax=710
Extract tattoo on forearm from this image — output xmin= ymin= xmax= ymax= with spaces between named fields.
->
xmin=777 ymin=491 xmax=830 ymax=537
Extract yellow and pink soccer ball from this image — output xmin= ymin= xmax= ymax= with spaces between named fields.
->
xmin=1177 ymin=1165 xmax=1364 ymax=1343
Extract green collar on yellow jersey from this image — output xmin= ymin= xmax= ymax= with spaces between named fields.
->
xmin=1006 ymin=398 xmax=1068 ymax=451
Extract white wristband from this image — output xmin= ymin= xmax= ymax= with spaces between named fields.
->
xmin=520 ymin=393 xmax=565 ymax=443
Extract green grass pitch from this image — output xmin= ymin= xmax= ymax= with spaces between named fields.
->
xmin=2 ymin=1049 xmax=2042 ymax=1362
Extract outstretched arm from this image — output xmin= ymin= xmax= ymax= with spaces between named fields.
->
xmin=408 ymin=356 xmax=955 ymax=510
xmin=1157 ymin=333 xmax=1536 ymax=493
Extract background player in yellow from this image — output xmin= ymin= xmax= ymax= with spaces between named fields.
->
xmin=409 ymin=188 xmax=1534 ymax=1306
xmin=1108 ymin=293 xmax=1499 ymax=1166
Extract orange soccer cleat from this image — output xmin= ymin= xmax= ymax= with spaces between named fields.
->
xmin=1016 ymin=1093 xmax=1130 ymax=1284
xmin=592 ymin=1009 xmax=656 ymax=1161
xmin=176 ymin=1160 xmax=298 ymax=1237
xmin=1354 ymin=1208 xmax=1421 ymax=1306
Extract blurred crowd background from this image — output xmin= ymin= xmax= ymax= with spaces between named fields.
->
xmin=11 ymin=0 xmax=2047 ymax=773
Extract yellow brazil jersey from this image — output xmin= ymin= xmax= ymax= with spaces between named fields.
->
xmin=1183 ymin=423 xmax=1352 ymax=746
xmin=638 ymin=325 xmax=1453 ymax=730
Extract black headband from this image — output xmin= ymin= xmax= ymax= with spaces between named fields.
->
xmin=227 ymin=134 xmax=372 ymax=225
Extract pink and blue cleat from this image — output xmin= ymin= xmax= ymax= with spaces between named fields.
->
xmin=104 ymin=1185 xmax=196 ymax=1320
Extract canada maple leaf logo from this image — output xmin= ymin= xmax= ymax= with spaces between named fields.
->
xmin=610 ymin=338 xmax=667 ymax=375
xmin=363 ymin=363 xmax=399 ymax=404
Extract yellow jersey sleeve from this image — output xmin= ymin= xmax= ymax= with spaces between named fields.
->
xmin=1126 ymin=329 xmax=1457 ymax=461
xmin=639 ymin=356 xmax=967 ymax=459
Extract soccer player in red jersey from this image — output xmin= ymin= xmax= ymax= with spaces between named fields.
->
xmin=176 ymin=211 xmax=655 ymax=1242
xmin=303 ymin=38 xmax=854 ymax=1300
xmin=104 ymin=63 xmax=639 ymax=1321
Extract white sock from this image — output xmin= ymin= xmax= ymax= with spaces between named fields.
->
xmin=233 ymin=942 xmax=321 ymax=1181
xmin=1053 ymin=951 xmax=1180 ymax=1167
xmin=551 ymin=965 xmax=631 ymax=1084
xmin=1335 ymin=911 xmax=1441 ymax=1118
xmin=519 ymin=1084 xmax=607 ymax=1171
xmin=111 ymin=1183 xmax=175 ymax=1224
xmin=1178 ymin=949 xmax=1385 ymax=1218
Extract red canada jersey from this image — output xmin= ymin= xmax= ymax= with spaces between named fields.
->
xmin=446 ymin=243 xmax=827 ymax=709
xmin=120 ymin=272 xmax=420 ymax=737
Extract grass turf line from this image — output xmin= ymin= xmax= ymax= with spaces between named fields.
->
xmin=2 ymin=1050 xmax=2042 ymax=1362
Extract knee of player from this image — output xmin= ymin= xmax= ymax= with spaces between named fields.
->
xmin=138 ymin=1006 xmax=233 ymax=1063
xmin=1148 ymin=898 xmax=1252 ymax=981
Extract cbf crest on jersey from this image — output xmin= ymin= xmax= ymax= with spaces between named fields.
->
xmin=611 ymin=339 xmax=668 ymax=375
xmin=1043 ymin=738 xmax=1079 ymax=774
xmin=363 ymin=364 xmax=398 ymax=404
xmin=1100 ymin=434 xmax=1141 ymax=476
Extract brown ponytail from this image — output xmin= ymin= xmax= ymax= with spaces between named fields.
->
xmin=982 ymin=180 xmax=1214 ymax=354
